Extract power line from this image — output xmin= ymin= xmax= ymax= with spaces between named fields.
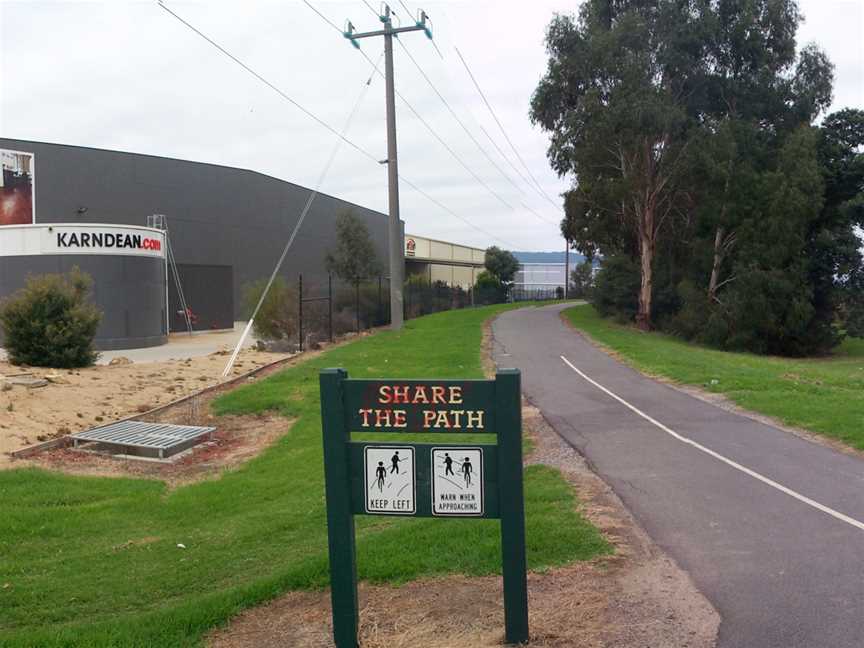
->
xmin=361 ymin=0 xmax=380 ymax=20
xmin=395 ymin=0 xmax=443 ymax=59
xmin=450 ymin=47 xmax=554 ymax=209
xmin=397 ymin=0 xmax=414 ymax=20
xmin=304 ymin=0 xmax=343 ymax=33
xmin=361 ymin=7 xmax=561 ymax=235
xmin=309 ymin=1 xmax=555 ymax=230
xmin=358 ymin=49 xmax=515 ymax=211
xmin=160 ymin=0 xmax=525 ymax=250
xmin=311 ymin=2 xmax=516 ymax=211
xmin=454 ymin=45 xmax=562 ymax=210
xmin=384 ymin=5 xmax=561 ymax=223
xmin=302 ymin=0 xmax=525 ymax=246
xmin=395 ymin=39 xmax=529 ymax=202
xmin=156 ymin=0 xmax=380 ymax=167
xmin=223 ymin=54 xmax=382 ymax=377
xmin=396 ymin=38 xmax=563 ymax=230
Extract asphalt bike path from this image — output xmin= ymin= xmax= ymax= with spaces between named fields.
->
xmin=492 ymin=303 xmax=864 ymax=648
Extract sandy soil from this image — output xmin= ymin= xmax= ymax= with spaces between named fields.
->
xmin=0 ymin=346 xmax=288 ymax=468
xmin=24 ymin=411 xmax=293 ymax=488
xmin=207 ymin=404 xmax=719 ymax=648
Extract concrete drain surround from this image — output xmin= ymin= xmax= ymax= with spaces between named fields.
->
xmin=71 ymin=421 xmax=216 ymax=459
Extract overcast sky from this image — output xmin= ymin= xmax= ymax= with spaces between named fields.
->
xmin=1 ymin=0 xmax=862 ymax=252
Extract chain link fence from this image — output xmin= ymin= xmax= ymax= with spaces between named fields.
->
xmin=249 ymin=274 xmax=567 ymax=351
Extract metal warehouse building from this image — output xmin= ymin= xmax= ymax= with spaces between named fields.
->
xmin=0 ymin=138 xmax=484 ymax=350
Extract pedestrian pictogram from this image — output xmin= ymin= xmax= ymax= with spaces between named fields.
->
xmin=364 ymin=446 xmax=415 ymax=514
xmin=432 ymin=448 xmax=483 ymax=516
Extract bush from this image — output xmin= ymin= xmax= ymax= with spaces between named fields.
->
xmin=570 ymin=260 xmax=594 ymax=298
xmin=473 ymin=270 xmax=507 ymax=305
xmin=667 ymin=279 xmax=709 ymax=340
xmin=0 ymin=268 xmax=102 ymax=368
xmin=404 ymin=276 xmax=471 ymax=318
xmin=242 ymin=277 xmax=298 ymax=342
xmin=590 ymin=255 xmax=640 ymax=323
xmin=333 ymin=280 xmax=390 ymax=332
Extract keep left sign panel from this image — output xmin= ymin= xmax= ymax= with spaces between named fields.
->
xmin=364 ymin=446 xmax=416 ymax=515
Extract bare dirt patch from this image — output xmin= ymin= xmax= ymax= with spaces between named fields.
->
xmin=0 ymin=346 xmax=291 ymax=469
xmin=207 ymin=403 xmax=718 ymax=648
xmin=5 ymin=329 xmax=376 ymax=480
xmin=29 ymin=412 xmax=291 ymax=487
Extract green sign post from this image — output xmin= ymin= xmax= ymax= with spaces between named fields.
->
xmin=320 ymin=368 xmax=528 ymax=647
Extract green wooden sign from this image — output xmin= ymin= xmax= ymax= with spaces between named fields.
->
xmin=320 ymin=368 xmax=529 ymax=647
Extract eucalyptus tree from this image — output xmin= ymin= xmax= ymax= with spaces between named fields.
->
xmin=532 ymin=0 xmax=836 ymax=343
xmin=809 ymin=109 xmax=864 ymax=346
xmin=532 ymin=0 xmax=710 ymax=329
xmin=696 ymin=2 xmax=833 ymax=304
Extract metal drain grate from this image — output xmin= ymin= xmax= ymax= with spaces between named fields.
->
xmin=71 ymin=421 xmax=216 ymax=459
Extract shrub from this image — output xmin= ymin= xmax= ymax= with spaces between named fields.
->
xmin=242 ymin=277 xmax=298 ymax=342
xmin=590 ymin=255 xmax=640 ymax=323
xmin=333 ymin=280 xmax=389 ymax=332
xmin=0 ymin=268 xmax=102 ymax=368
xmin=473 ymin=270 xmax=507 ymax=305
xmin=484 ymin=247 xmax=520 ymax=284
xmin=569 ymin=260 xmax=595 ymax=299
xmin=667 ymin=279 xmax=709 ymax=340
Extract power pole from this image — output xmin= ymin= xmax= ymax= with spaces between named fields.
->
xmin=345 ymin=6 xmax=432 ymax=331
xmin=564 ymin=238 xmax=569 ymax=300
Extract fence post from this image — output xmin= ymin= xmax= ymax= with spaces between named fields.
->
xmin=355 ymin=282 xmax=360 ymax=334
xmin=328 ymin=273 xmax=334 ymax=343
xmin=298 ymin=274 xmax=304 ymax=352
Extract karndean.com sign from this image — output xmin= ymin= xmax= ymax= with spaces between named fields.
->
xmin=55 ymin=230 xmax=162 ymax=252
xmin=0 ymin=224 xmax=166 ymax=259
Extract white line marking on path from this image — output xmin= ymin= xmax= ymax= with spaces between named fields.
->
xmin=560 ymin=355 xmax=864 ymax=533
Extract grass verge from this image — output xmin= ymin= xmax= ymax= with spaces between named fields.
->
xmin=0 ymin=304 xmax=609 ymax=647
xmin=563 ymin=304 xmax=864 ymax=450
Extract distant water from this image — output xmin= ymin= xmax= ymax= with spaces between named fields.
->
xmin=512 ymin=251 xmax=599 ymax=266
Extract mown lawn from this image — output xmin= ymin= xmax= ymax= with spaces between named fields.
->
xmin=563 ymin=304 xmax=864 ymax=450
xmin=0 ymin=304 xmax=609 ymax=647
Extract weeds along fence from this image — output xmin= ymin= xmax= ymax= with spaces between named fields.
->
xmin=249 ymin=274 xmax=567 ymax=352
xmin=297 ymin=274 xmax=391 ymax=350
xmin=510 ymin=286 xmax=567 ymax=302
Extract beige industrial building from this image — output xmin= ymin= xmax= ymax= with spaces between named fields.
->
xmin=404 ymin=234 xmax=485 ymax=289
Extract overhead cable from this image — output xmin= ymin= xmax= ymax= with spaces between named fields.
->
xmin=302 ymin=1 xmax=526 ymax=246
xmin=396 ymin=0 xmax=444 ymax=59
xmin=161 ymin=0 xmax=522 ymax=250
xmin=221 ymin=53 xmax=384 ymax=378
xmin=395 ymin=39 xmax=528 ymax=201
xmin=312 ymin=1 xmax=517 ymax=211
xmin=157 ymin=0 xmax=378 ymax=166
xmin=454 ymin=46 xmax=562 ymax=210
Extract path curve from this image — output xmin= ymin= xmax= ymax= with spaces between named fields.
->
xmin=492 ymin=303 xmax=864 ymax=648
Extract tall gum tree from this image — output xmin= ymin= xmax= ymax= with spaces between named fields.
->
xmin=531 ymin=1 xmax=707 ymax=329
xmin=698 ymin=0 xmax=833 ymax=305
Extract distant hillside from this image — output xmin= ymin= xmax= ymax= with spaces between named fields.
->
xmin=513 ymin=251 xmax=588 ymax=265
